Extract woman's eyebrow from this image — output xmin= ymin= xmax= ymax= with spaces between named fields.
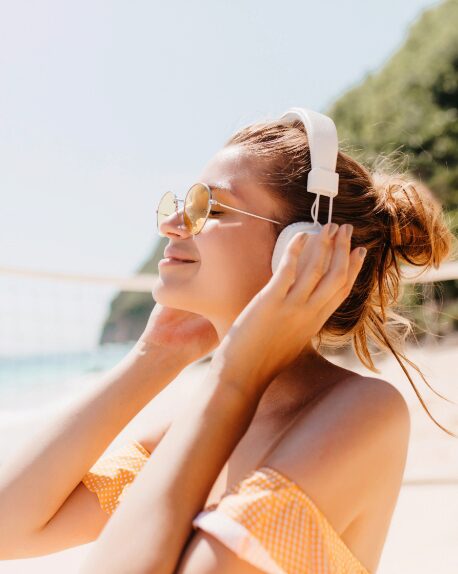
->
xmin=207 ymin=183 xmax=236 ymax=197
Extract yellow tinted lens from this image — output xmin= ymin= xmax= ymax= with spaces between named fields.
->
xmin=157 ymin=192 xmax=176 ymax=235
xmin=184 ymin=183 xmax=210 ymax=234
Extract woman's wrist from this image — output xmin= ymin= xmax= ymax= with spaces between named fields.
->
xmin=205 ymin=356 xmax=266 ymax=406
xmin=134 ymin=337 xmax=195 ymax=365
xmin=130 ymin=340 xmax=189 ymax=392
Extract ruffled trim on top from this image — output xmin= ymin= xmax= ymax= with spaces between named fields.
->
xmin=81 ymin=440 xmax=151 ymax=515
xmin=192 ymin=465 xmax=370 ymax=574
xmin=81 ymin=440 xmax=370 ymax=573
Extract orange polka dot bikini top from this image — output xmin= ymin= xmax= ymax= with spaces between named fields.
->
xmin=82 ymin=440 xmax=370 ymax=574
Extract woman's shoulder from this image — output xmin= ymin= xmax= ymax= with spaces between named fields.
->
xmin=251 ymin=373 xmax=409 ymax=572
xmin=192 ymin=375 xmax=407 ymax=574
xmin=338 ymin=373 xmax=411 ymax=440
xmin=317 ymin=370 xmax=410 ymax=428
xmin=304 ymin=372 xmax=411 ymax=474
xmin=258 ymin=372 xmax=410 ymax=530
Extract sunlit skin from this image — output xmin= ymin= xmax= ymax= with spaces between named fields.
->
xmin=0 ymin=134 xmax=411 ymax=574
xmin=153 ymin=144 xmax=360 ymax=423
xmin=78 ymin=144 xmax=409 ymax=574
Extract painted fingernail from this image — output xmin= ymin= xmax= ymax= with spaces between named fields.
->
xmin=345 ymin=224 xmax=354 ymax=238
xmin=327 ymin=223 xmax=339 ymax=238
xmin=358 ymin=247 xmax=367 ymax=258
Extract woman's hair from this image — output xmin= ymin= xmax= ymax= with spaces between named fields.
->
xmin=224 ymin=117 xmax=458 ymax=437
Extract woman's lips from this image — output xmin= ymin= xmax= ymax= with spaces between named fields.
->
xmin=158 ymin=257 xmax=197 ymax=266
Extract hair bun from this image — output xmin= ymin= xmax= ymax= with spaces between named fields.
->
xmin=372 ymin=171 xmax=453 ymax=270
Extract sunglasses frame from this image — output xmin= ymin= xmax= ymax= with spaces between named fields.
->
xmin=156 ymin=182 xmax=283 ymax=236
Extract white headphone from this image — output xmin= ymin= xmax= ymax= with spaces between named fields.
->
xmin=271 ymin=107 xmax=340 ymax=274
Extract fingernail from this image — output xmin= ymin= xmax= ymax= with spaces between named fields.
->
xmin=358 ymin=247 xmax=367 ymax=258
xmin=345 ymin=224 xmax=354 ymax=238
xmin=327 ymin=223 xmax=339 ymax=238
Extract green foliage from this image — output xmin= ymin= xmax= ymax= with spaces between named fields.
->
xmin=399 ymin=280 xmax=458 ymax=341
xmin=327 ymin=0 xmax=458 ymax=209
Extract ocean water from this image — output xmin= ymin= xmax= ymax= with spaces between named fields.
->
xmin=0 ymin=342 xmax=136 ymax=413
xmin=0 ymin=342 xmax=138 ymax=463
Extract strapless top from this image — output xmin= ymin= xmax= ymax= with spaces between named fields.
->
xmin=82 ymin=440 xmax=370 ymax=573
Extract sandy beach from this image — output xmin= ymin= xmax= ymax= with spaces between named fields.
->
xmin=1 ymin=338 xmax=457 ymax=573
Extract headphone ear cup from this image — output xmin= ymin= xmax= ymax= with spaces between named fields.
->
xmin=271 ymin=222 xmax=321 ymax=274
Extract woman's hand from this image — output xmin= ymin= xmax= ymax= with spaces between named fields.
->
xmin=209 ymin=223 xmax=366 ymax=395
xmin=137 ymin=302 xmax=220 ymax=366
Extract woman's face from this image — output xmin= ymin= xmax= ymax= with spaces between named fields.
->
xmin=152 ymin=145 xmax=283 ymax=339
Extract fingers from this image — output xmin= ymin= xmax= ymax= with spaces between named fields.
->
xmin=315 ymin=245 xmax=367 ymax=323
xmin=270 ymin=231 xmax=308 ymax=298
xmin=274 ymin=222 xmax=367 ymax=316
xmin=304 ymin=224 xmax=354 ymax=307
xmin=287 ymin=222 xmax=339 ymax=301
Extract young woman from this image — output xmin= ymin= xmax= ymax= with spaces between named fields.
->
xmin=0 ymin=111 xmax=454 ymax=573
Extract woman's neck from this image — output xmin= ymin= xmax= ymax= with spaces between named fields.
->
xmin=252 ymin=345 xmax=342 ymax=423
xmin=212 ymin=318 xmax=347 ymax=424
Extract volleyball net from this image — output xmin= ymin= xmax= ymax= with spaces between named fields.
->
xmin=0 ymin=261 xmax=457 ymax=410
xmin=1 ymin=260 xmax=457 ymax=355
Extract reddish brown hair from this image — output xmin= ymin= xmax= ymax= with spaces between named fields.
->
xmin=225 ymin=118 xmax=457 ymax=437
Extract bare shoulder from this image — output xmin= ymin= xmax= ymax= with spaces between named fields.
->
xmin=351 ymin=373 xmax=409 ymax=405
xmin=260 ymin=374 xmax=411 ymax=535
xmin=265 ymin=373 xmax=411 ymax=466
xmin=346 ymin=374 xmax=411 ymax=450
xmin=335 ymin=374 xmax=411 ymax=432
xmin=314 ymin=373 xmax=411 ymax=442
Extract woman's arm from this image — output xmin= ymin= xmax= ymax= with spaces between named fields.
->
xmin=0 ymin=341 xmax=184 ymax=555
xmin=78 ymin=225 xmax=363 ymax=573
xmin=79 ymin=369 xmax=261 ymax=574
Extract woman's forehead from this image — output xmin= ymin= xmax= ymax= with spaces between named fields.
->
xmin=199 ymin=163 xmax=282 ymax=231
xmin=199 ymin=147 xmax=266 ymax=202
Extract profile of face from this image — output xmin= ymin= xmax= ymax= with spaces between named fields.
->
xmin=152 ymin=145 xmax=282 ymax=338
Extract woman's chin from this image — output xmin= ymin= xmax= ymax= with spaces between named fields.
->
xmin=151 ymin=282 xmax=171 ymax=304
xmin=151 ymin=281 xmax=169 ymax=304
xmin=152 ymin=283 xmax=192 ymax=312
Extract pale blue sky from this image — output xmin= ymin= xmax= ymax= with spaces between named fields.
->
xmin=0 ymin=0 xmax=443 ymax=354
xmin=1 ymin=0 xmax=442 ymax=276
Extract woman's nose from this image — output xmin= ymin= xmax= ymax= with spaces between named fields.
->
xmin=159 ymin=207 xmax=192 ymax=238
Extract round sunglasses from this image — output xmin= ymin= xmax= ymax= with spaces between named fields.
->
xmin=156 ymin=182 xmax=282 ymax=236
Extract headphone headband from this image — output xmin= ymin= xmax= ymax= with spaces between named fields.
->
xmin=277 ymin=107 xmax=339 ymax=225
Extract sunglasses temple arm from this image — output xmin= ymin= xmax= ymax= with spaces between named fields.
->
xmin=217 ymin=202 xmax=282 ymax=225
